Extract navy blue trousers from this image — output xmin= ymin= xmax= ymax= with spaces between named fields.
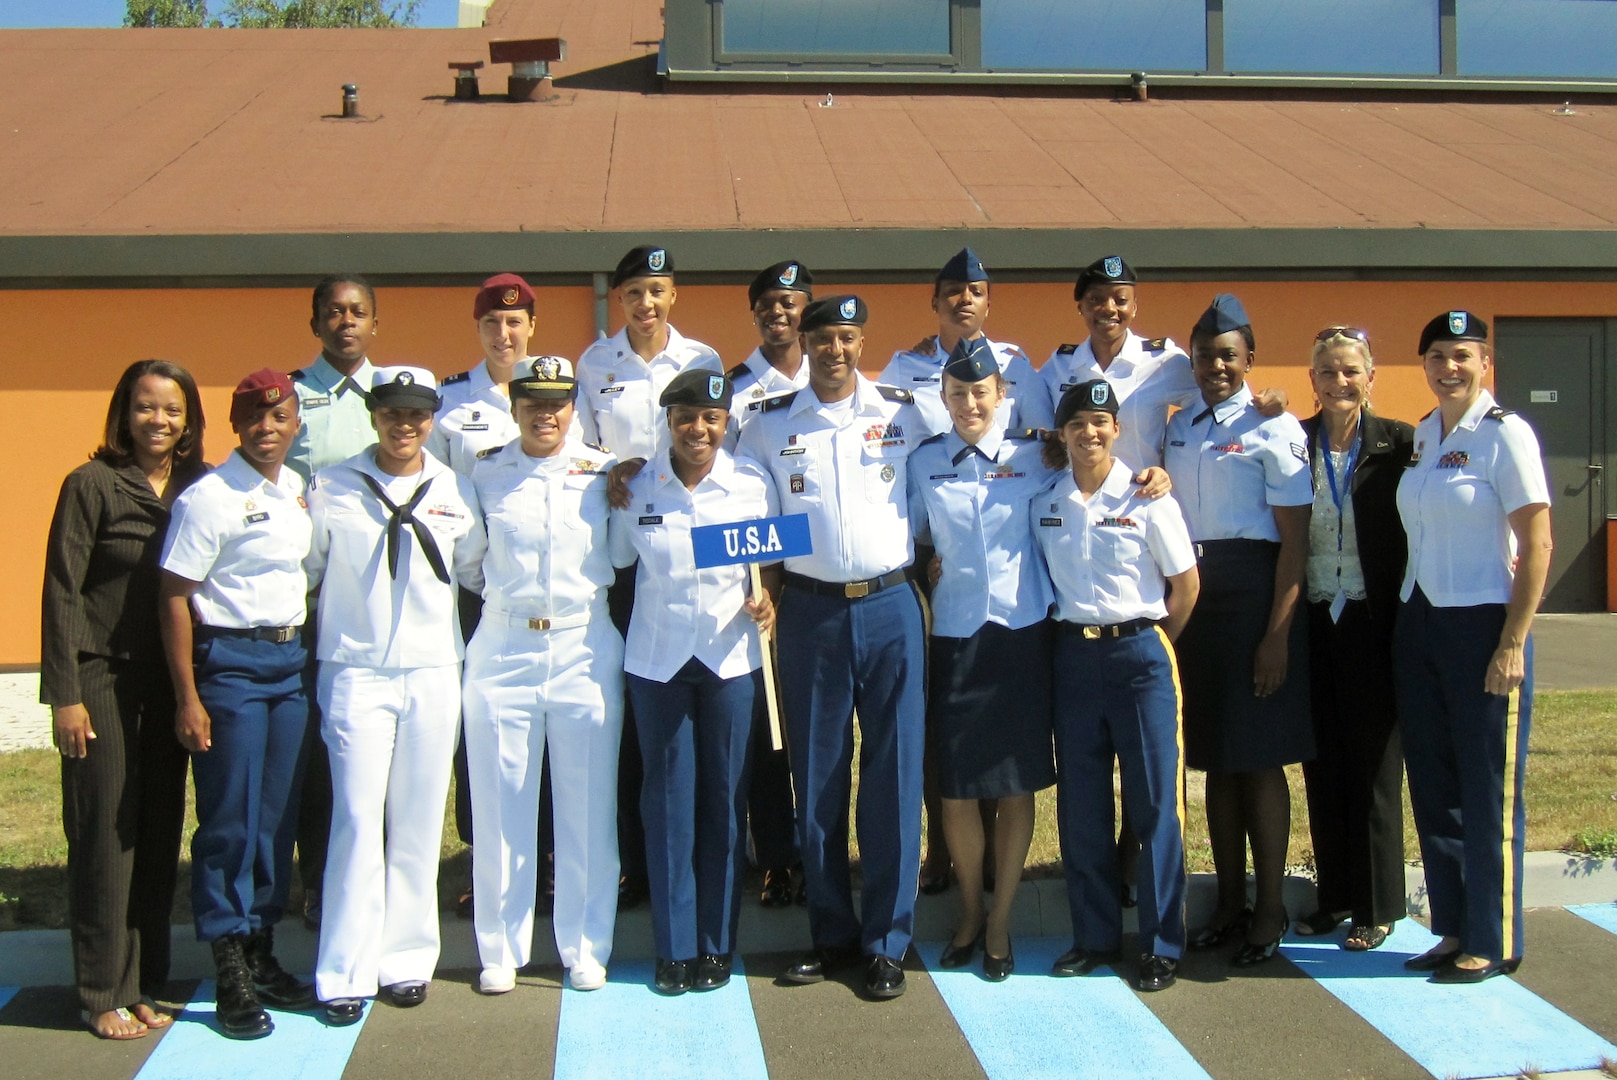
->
xmin=1393 ymin=588 xmax=1531 ymax=963
xmin=189 ymin=633 xmax=311 ymax=942
xmin=778 ymin=581 xmax=926 ymax=961
xmin=628 ymin=658 xmax=760 ymax=960
xmin=1053 ymin=625 xmax=1187 ymax=958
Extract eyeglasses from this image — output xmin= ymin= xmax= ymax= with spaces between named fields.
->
xmin=1315 ymin=326 xmax=1370 ymax=345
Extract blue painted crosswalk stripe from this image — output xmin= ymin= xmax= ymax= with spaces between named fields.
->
xmin=553 ymin=957 xmax=768 ymax=1080
xmin=924 ymin=937 xmax=1211 ymax=1080
xmin=1282 ymin=919 xmax=1617 ymax=1079
xmin=0 ymin=986 xmax=17 ymax=1013
xmin=1567 ymin=902 xmax=1617 ymax=937
xmin=134 ymin=980 xmax=367 ymax=1080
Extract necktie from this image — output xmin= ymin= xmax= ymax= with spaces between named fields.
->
xmin=1191 ymin=406 xmax=1214 ymax=425
xmin=357 ymin=472 xmax=450 ymax=584
xmin=952 ymin=443 xmax=988 ymax=466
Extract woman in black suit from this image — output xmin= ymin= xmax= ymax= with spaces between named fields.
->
xmin=42 ymin=359 xmax=207 ymax=1038
xmin=1294 ymin=328 xmax=1412 ymax=951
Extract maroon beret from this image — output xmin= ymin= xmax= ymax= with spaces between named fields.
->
xmin=230 ymin=368 xmax=295 ymax=427
xmin=474 ymin=273 xmax=536 ymax=320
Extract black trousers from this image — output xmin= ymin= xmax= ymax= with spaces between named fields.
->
xmin=1303 ymin=599 xmax=1406 ymax=926
xmin=60 ymin=655 xmax=189 ymax=1012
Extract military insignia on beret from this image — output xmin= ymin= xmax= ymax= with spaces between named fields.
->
xmin=1104 ymin=256 xmax=1123 ymax=279
xmin=880 ymin=464 xmax=895 ymax=482
xmin=840 ymin=298 xmax=859 ymax=320
xmin=648 ymin=248 xmax=667 ymax=273
xmin=502 ymin=287 xmax=519 ymax=306
xmin=1090 ymin=383 xmax=1110 ymax=407
xmin=265 ymin=387 xmax=281 ymax=402
xmin=1448 ymin=311 xmax=1467 ymax=334
xmin=779 ymin=264 xmax=799 ymax=287
xmin=708 ymin=376 xmax=725 ymax=401
xmin=397 ymin=371 xmax=414 ymax=386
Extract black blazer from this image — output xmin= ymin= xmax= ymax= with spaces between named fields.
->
xmin=1302 ymin=409 xmax=1415 ymax=623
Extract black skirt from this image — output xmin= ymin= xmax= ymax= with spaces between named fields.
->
xmin=927 ymin=620 xmax=1056 ymax=799
xmin=1177 ymin=540 xmax=1315 ymax=773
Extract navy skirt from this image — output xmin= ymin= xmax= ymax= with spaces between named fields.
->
xmin=928 ymin=619 xmax=1056 ymax=799
xmin=1177 ymin=539 xmax=1315 ymax=773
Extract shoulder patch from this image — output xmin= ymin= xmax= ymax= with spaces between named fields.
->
xmin=761 ymin=391 xmax=798 ymax=413
xmin=476 ymin=442 xmax=511 ymax=460
xmin=290 ymin=368 xmax=309 ymax=381
xmin=442 ymin=370 xmax=472 ymax=386
xmin=1057 ymin=343 xmax=1078 ymax=355
xmin=725 ymin=361 xmax=751 ymax=380
xmin=1484 ymin=406 xmax=1514 ymax=421
xmin=877 ymin=385 xmax=914 ymax=404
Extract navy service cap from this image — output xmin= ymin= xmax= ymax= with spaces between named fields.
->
xmin=1418 ymin=310 xmax=1489 ymax=354
xmin=749 ymin=261 xmax=813 ymax=307
xmin=612 ymin=245 xmax=673 ymax=288
xmin=510 ymin=356 xmax=578 ymax=401
xmin=1192 ymin=293 xmax=1252 ymax=339
xmin=474 ymin=273 xmax=535 ymax=319
xmin=799 ymin=294 xmax=868 ymax=333
xmin=660 ymin=369 xmax=733 ymax=411
xmin=936 ymin=247 xmax=988 ymax=284
xmin=1075 ymin=255 xmax=1136 ymax=300
xmin=369 ymin=366 xmax=442 ymax=412
xmin=1055 ymin=378 xmax=1121 ymax=427
xmin=943 ymin=336 xmax=997 ymax=383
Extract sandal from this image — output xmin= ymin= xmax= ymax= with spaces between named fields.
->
xmin=132 ymin=996 xmax=173 ymax=1030
xmin=1344 ymin=924 xmax=1390 ymax=951
xmin=1294 ymin=910 xmax=1348 ymax=937
xmin=83 ymin=1007 xmax=147 ymax=1041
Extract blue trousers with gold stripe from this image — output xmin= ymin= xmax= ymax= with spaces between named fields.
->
xmin=1052 ymin=624 xmax=1187 ymax=958
xmin=1393 ymin=588 xmax=1531 ymax=963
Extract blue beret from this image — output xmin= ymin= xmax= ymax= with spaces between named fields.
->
xmin=800 ymin=294 xmax=868 ymax=332
xmin=1075 ymin=255 xmax=1136 ymax=299
xmin=936 ymin=247 xmax=988 ymax=284
xmin=1193 ymin=293 xmax=1252 ymax=338
xmin=660 ymin=369 xmax=733 ymax=410
xmin=1055 ymin=379 xmax=1120 ymax=426
xmin=1418 ymin=310 xmax=1488 ymax=354
xmin=749 ymin=261 xmax=813 ymax=307
xmin=943 ymin=336 xmax=997 ymax=383
xmin=612 ymin=245 xmax=673 ymax=287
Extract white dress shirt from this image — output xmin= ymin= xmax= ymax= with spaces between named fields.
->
xmin=1039 ymin=332 xmax=1198 ymax=471
xmin=428 ymin=361 xmax=520 ymax=476
xmin=1164 ymin=385 xmax=1313 ymax=543
xmin=161 ymin=451 xmax=311 ymax=628
xmin=575 ymin=325 xmax=723 ymax=460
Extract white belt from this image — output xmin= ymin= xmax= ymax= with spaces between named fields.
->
xmin=486 ymin=609 xmax=593 ymax=631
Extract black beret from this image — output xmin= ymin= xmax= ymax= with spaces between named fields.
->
xmin=1192 ymin=293 xmax=1252 ymax=339
xmin=749 ymin=261 xmax=813 ymax=307
xmin=1075 ymin=255 xmax=1136 ymax=300
xmin=943 ymin=336 xmax=997 ymax=383
xmin=611 ymin=245 xmax=673 ymax=288
xmin=660 ymin=369 xmax=733 ymax=410
xmin=1418 ymin=310 xmax=1489 ymax=354
xmin=799 ymin=294 xmax=868 ymax=332
xmin=1055 ymin=378 xmax=1121 ymax=427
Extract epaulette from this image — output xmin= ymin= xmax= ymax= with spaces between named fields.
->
xmin=1420 ymin=408 xmax=1438 ymax=422
xmin=761 ymin=391 xmax=798 ymax=413
xmin=725 ymin=361 xmax=751 ymax=380
xmin=583 ymin=441 xmax=609 ymax=453
xmin=1056 ymin=343 xmax=1078 ymax=355
xmin=1145 ymin=338 xmax=1167 ymax=351
xmin=442 ymin=371 xmax=472 ymax=386
xmin=911 ymin=338 xmax=938 ymax=357
xmin=1006 ymin=427 xmax=1042 ymax=441
xmin=877 ymin=385 xmax=913 ymax=404
xmin=916 ymin=431 xmax=947 ymax=448
xmin=476 ymin=442 xmax=510 ymax=460
xmin=290 ymin=368 xmax=309 ymax=381
xmin=1484 ymin=406 xmax=1514 ymax=421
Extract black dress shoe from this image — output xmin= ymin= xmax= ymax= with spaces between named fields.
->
xmin=864 ymin=955 xmax=906 ymax=1000
xmin=654 ymin=959 xmax=694 ymax=995
xmin=694 ymin=954 xmax=732 ymax=991
xmin=782 ymin=946 xmax=859 ymax=985
xmin=1136 ymin=954 xmax=1178 ymax=992
xmin=1403 ymin=944 xmax=1462 ymax=972
xmin=1430 ymin=957 xmax=1520 ymax=984
xmin=323 ymin=998 xmax=364 ymax=1027
xmin=759 ymin=868 xmax=793 ymax=908
xmin=618 ymin=876 xmax=648 ymax=910
xmin=938 ymin=930 xmax=983 ymax=970
xmin=1231 ymin=916 xmax=1286 ymax=968
xmin=982 ymin=939 xmax=1014 ymax=982
xmin=1051 ymin=946 xmax=1122 ymax=977
xmin=919 ymin=869 xmax=950 ymax=896
xmin=1189 ymin=907 xmax=1252 ymax=950
xmin=383 ymin=981 xmax=427 ymax=1008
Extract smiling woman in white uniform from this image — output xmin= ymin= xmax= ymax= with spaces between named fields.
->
xmin=1164 ymin=294 xmax=1314 ymax=968
xmin=304 ymin=367 xmax=487 ymax=1025
xmin=610 ymin=370 xmax=777 ymax=995
xmin=907 ymin=337 xmax=1056 ymax=981
xmin=1394 ymin=311 xmax=1550 ymax=983
xmin=464 ymin=356 xmax=624 ymax=994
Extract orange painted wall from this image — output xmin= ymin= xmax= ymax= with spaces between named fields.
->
xmin=6 ymin=278 xmax=1615 ymax=666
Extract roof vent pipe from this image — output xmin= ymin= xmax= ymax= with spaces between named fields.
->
xmin=1131 ymin=73 xmax=1148 ymax=102
xmin=342 ymin=84 xmax=359 ymax=118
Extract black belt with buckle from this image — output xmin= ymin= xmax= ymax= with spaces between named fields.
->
xmin=783 ymin=568 xmax=909 ymax=600
xmin=196 ymin=624 xmax=301 ymax=645
xmin=1060 ymin=617 xmax=1155 ymax=640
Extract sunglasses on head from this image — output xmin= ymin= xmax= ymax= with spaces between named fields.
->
xmin=1315 ymin=326 xmax=1370 ymax=344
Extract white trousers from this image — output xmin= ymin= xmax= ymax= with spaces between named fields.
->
xmin=314 ymin=661 xmax=461 ymax=1001
xmin=463 ymin=616 xmax=624 ymax=973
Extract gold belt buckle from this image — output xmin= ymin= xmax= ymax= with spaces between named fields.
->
xmin=844 ymin=581 xmax=870 ymax=599
xmin=1083 ymin=625 xmax=1101 ymax=640
xmin=274 ymin=626 xmax=296 ymax=644
xmin=528 ymin=617 xmax=552 ymax=631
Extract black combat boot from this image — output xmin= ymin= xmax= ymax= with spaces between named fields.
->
xmin=243 ymin=925 xmax=317 ymax=1010
xmin=211 ymin=935 xmax=273 ymax=1039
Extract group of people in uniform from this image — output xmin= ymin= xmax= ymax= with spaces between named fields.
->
xmin=42 ymin=242 xmax=1550 ymax=1041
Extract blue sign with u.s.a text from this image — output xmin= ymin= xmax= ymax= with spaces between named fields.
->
xmin=691 ymin=513 xmax=813 ymax=569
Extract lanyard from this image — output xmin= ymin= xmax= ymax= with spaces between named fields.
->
xmin=1322 ymin=428 xmax=1362 ymax=553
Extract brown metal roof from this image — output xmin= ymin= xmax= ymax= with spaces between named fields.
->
xmin=2 ymin=0 xmax=1616 ymax=257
